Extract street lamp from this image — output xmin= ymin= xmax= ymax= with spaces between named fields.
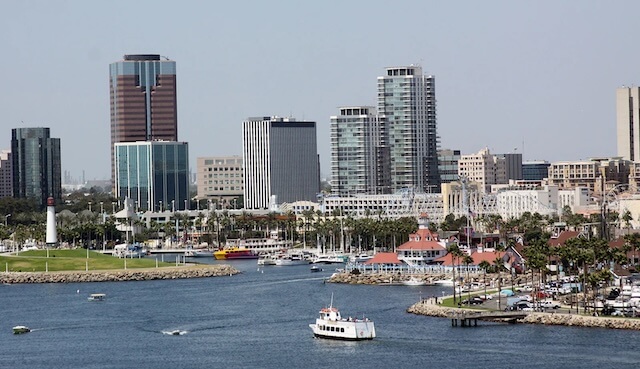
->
xmin=5 ymin=213 xmax=11 ymax=226
xmin=112 ymin=202 xmax=116 ymax=214
xmin=172 ymin=200 xmax=175 ymax=213
xmin=88 ymin=201 xmax=92 ymax=212
xmin=159 ymin=201 xmax=163 ymax=212
xmin=185 ymin=199 xmax=188 ymax=211
xmin=100 ymin=202 xmax=104 ymax=222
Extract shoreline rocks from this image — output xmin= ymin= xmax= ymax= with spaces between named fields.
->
xmin=0 ymin=265 xmax=240 ymax=284
xmin=407 ymin=300 xmax=640 ymax=330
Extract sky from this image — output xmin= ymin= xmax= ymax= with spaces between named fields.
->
xmin=1 ymin=0 xmax=637 ymax=182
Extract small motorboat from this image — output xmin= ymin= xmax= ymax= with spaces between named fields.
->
xmin=88 ymin=293 xmax=106 ymax=301
xmin=402 ymin=277 xmax=426 ymax=286
xmin=310 ymin=266 xmax=323 ymax=273
xmin=13 ymin=325 xmax=31 ymax=334
xmin=163 ymin=329 xmax=186 ymax=336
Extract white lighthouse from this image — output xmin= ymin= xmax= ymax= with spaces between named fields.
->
xmin=46 ymin=196 xmax=57 ymax=246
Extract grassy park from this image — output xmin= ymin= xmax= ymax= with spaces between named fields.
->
xmin=0 ymin=249 xmax=175 ymax=272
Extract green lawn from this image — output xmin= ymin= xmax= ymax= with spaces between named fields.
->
xmin=0 ymin=249 xmax=174 ymax=272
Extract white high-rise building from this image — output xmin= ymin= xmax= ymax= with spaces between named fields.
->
xmin=242 ymin=117 xmax=319 ymax=210
xmin=617 ymin=86 xmax=640 ymax=161
xmin=377 ymin=65 xmax=440 ymax=193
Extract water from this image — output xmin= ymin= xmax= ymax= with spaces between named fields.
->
xmin=2 ymin=259 xmax=640 ymax=368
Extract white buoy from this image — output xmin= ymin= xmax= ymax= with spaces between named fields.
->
xmin=77 ymin=289 xmax=80 ymax=294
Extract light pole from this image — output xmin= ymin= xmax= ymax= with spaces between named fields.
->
xmin=159 ymin=201 xmax=163 ymax=212
xmin=172 ymin=200 xmax=175 ymax=213
xmin=88 ymin=201 xmax=92 ymax=212
xmin=184 ymin=199 xmax=188 ymax=211
xmin=5 ymin=213 xmax=10 ymax=226
xmin=112 ymin=202 xmax=116 ymax=214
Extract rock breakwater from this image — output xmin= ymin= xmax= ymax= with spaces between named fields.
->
xmin=408 ymin=301 xmax=640 ymax=330
xmin=0 ymin=265 xmax=239 ymax=284
xmin=328 ymin=272 xmax=454 ymax=285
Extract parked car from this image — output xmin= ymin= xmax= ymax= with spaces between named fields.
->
xmin=536 ymin=300 xmax=561 ymax=309
xmin=461 ymin=297 xmax=484 ymax=305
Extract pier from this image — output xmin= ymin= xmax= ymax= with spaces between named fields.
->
xmin=449 ymin=310 xmax=528 ymax=327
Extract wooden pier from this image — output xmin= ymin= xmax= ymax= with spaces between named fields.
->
xmin=449 ymin=310 xmax=528 ymax=327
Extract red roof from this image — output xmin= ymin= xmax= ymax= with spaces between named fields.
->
xmin=397 ymin=228 xmax=446 ymax=251
xmin=434 ymin=251 xmax=505 ymax=267
xmin=548 ymin=231 xmax=580 ymax=247
xmin=363 ymin=252 xmax=402 ymax=265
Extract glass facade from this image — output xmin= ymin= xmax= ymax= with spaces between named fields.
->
xmin=11 ymin=127 xmax=61 ymax=208
xmin=377 ymin=66 xmax=440 ymax=193
xmin=115 ymin=141 xmax=189 ymax=211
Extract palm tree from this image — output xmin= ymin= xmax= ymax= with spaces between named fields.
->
xmin=463 ymin=254 xmax=474 ymax=303
xmin=446 ymin=243 xmax=462 ymax=305
xmin=622 ymin=210 xmax=633 ymax=235
xmin=494 ymin=254 xmax=504 ymax=310
xmin=478 ymin=260 xmax=491 ymax=299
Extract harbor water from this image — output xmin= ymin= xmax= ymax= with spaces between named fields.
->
xmin=2 ymin=258 xmax=640 ymax=368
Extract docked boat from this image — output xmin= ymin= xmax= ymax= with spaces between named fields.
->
xmin=349 ymin=253 xmax=374 ymax=264
xmin=213 ymin=247 xmax=258 ymax=260
xmin=88 ymin=293 xmax=106 ymax=301
xmin=311 ymin=253 xmax=347 ymax=264
xmin=433 ymin=278 xmax=454 ymax=287
xmin=309 ymin=297 xmax=376 ymax=340
xmin=402 ymin=277 xmax=426 ymax=286
xmin=13 ymin=325 xmax=30 ymax=334
xmin=185 ymin=248 xmax=213 ymax=257
xmin=113 ymin=243 xmax=147 ymax=258
xmin=274 ymin=252 xmax=309 ymax=266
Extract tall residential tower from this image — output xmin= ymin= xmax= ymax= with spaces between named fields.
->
xmin=377 ymin=65 xmax=440 ymax=193
xmin=330 ymin=107 xmax=389 ymax=196
xmin=617 ymin=86 xmax=640 ymax=161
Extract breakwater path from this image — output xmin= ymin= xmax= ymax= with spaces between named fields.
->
xmin=408 ymin=299 xmax=640 ymax=330
xmin=0 ymin=264 xmax=239 ymax=284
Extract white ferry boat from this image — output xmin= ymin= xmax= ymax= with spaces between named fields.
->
xmin=309 ymin=297 xmax=376 ymax=340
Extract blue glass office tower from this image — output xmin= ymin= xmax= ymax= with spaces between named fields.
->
xmin=11 ymin=127 xmax=61 ymax=208
xmin=114 ymin=141 xmax=189 ymax=211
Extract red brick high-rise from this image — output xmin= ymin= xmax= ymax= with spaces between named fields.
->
xmin=109 ymin=54 xmax=177 ymax=185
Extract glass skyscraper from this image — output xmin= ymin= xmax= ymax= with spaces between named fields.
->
xmin=114 ymin=141 xmax=189 ymax=212
xmin=330 ymin=107 xmax=389 ymax=195
xmin=11 ymin=127 xmax=61 ymax=207
xmin=377 ymin=66 xmax=440 ymax=193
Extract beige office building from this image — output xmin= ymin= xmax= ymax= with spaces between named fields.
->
xmin=457 ymin=148 xmax=507 ymax=193
xmin=547 ymin=157 xmax=630 ymax=195
xmin=196 ymin=156 xmax=243 ymax=205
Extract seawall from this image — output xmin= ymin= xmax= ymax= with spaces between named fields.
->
xmin=0 ymin=265 xmax=240 ymax=284
xmin=407 ymin=301 xmax=640 ymax=330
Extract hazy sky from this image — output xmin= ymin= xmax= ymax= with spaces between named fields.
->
xmin=1 ymin=0 xmax=637 ymax=181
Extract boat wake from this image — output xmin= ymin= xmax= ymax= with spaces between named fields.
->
xmin=252 ymin=276 xmax=327 ymax=287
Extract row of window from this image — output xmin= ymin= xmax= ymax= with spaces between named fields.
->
xmin=205 ymin=167 xmax=242 ymax=172
xmin=318 ymin=325 xmax=345 ymax=333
